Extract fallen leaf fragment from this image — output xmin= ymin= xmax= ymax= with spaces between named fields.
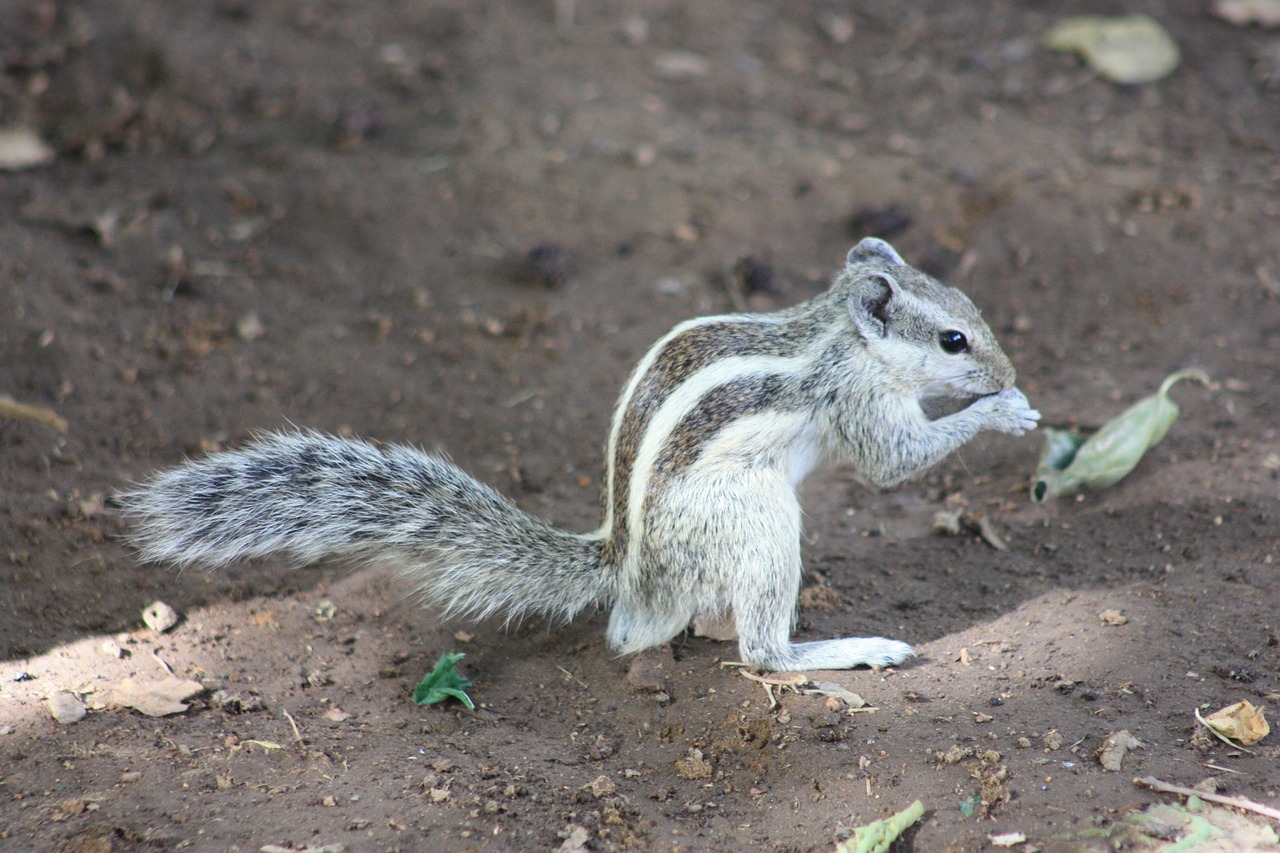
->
xmin=932 ymin=510 xmax=962 ymax=536
xmin=260 ymin=844 xmax=346 ymax=853
xmin=48 ymin=690 xmax=87 ymax=724
xmin=835 ymin=799 xmax=925 ymax=853
xmin=974 ymin=515 xmax=1009 ymax=551
xmin=1043 ymin=15 xmax=1181 ymax=84
xmin=1213 ymin=0 xmax=1280 ymax=27
xmin=1097 ymin=729 xmax=1142 ymax=771
xmin=112 ymin=676 xmax=204 ymax=717
xmin=988 ymin=831 xmax=1027 ymax=848
xmin=806 ymin=681 xmax=867 ymax=709
xmin=1032 ymin=369 xmax=1209 ymax=502
xmin=1202 ymin=700 xmax=1270 ymax=746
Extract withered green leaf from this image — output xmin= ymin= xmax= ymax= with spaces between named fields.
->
xmin=412 ymin=652 xmax=475 ymax=710
xmin=1032 ymin=369 xmax=1209 ymax=503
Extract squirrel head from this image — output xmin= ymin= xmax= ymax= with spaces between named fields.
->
xmin=839 ymin=238 xmax=1016 ymax=400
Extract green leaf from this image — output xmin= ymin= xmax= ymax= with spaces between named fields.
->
xmin=835 ymin=800 xmax=925 ymax=853
xmin=412 ymin=653 xmax=475 ymax=710
xmin=1032 ymin=369 xmax=1209 ymax=503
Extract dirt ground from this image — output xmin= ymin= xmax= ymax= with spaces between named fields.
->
xmin=2 ymin=1 xmax=1279 ymax=850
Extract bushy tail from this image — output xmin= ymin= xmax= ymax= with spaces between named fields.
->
xmin=121 ymin=431 xmax=613 ymax=624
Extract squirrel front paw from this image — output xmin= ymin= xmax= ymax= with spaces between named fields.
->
xmin=972 ymin=388 xmax=1041 ymax=435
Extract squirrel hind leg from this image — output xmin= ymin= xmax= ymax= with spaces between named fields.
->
xmin=605 ymin=600 xmax=697 ymax=656
xmin=733 ymin=568 xmax=915 ymax=671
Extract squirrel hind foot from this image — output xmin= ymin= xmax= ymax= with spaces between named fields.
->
xmin=745 ymin=637 xmax=916 ymax=672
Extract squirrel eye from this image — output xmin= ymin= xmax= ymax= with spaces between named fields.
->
xmin=938 ymin=330 xmax=969 ymax=354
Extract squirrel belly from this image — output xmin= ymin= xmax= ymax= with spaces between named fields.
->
xmin=122 ymin=431 xmax=613 ymax=625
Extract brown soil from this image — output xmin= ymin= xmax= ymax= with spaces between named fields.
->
xmin=2 ymin=2 xmax=1279 ymax=851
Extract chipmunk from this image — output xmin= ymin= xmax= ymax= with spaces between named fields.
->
xmin=123 ymin=238 xmax=1039 ymax=671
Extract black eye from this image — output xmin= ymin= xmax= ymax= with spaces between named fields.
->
xmin=938 ymin=330 xmax=969 ymax=354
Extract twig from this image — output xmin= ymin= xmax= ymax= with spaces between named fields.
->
xmin=282 ymin=707 xmax=304 ymax=744
xmin=1201 ymin=762 xmax=1243 ymax=775
xmin=739 ymin=670 xmax=808 ymax=710
xmin=151 ymin=649 xmax=175 ymax=676
xmin=556 ymin=665 xmax=588 ymax=688
xmin=1135 ymin=776 xmax=1280 ymax=822
xmin=0 ymin=394 xmax=67 ymax=432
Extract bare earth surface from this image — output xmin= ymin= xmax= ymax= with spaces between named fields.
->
xmin=3 ymin=1 xmax=1279 ymax=850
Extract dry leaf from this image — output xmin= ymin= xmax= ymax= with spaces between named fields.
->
xmin=1043 ymin=15 xmax=1181 ymax=84
xmin=806 ymin=681 xmax=867 ymax=709
xmin=1203 ymin=700 xmax=1270 ymax=746
xmin=1097 ymin=729 xmax=1142 ymax=771
xmin=113 ymin=676 xmax=204 ymax=717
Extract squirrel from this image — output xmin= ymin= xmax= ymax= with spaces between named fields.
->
xmin=122 ymin=238 xmax=1039 ymax=672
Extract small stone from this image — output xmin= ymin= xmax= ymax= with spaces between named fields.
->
xmin=235 ymin=313 xmax=265 ymax=342
xmin=522 ymin=242 xmax=576 ymax=289
xmin=142 ymin=600 xmax=179 ymax=632
xmin=0 ymin=127 xmax=55 ymax=171
xmin=48 ymin=691 xmax=87 ymax=724
xmin=653 ymin=51 xmax=711 ymax=80
xmin=1099 ymin=609 xmax=1128 ymax=625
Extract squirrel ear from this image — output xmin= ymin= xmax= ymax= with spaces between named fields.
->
xmin=848 ymin=274 xmax=896 ymax=338
xmin=847 ymin=238 xmax=905 ymax=268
